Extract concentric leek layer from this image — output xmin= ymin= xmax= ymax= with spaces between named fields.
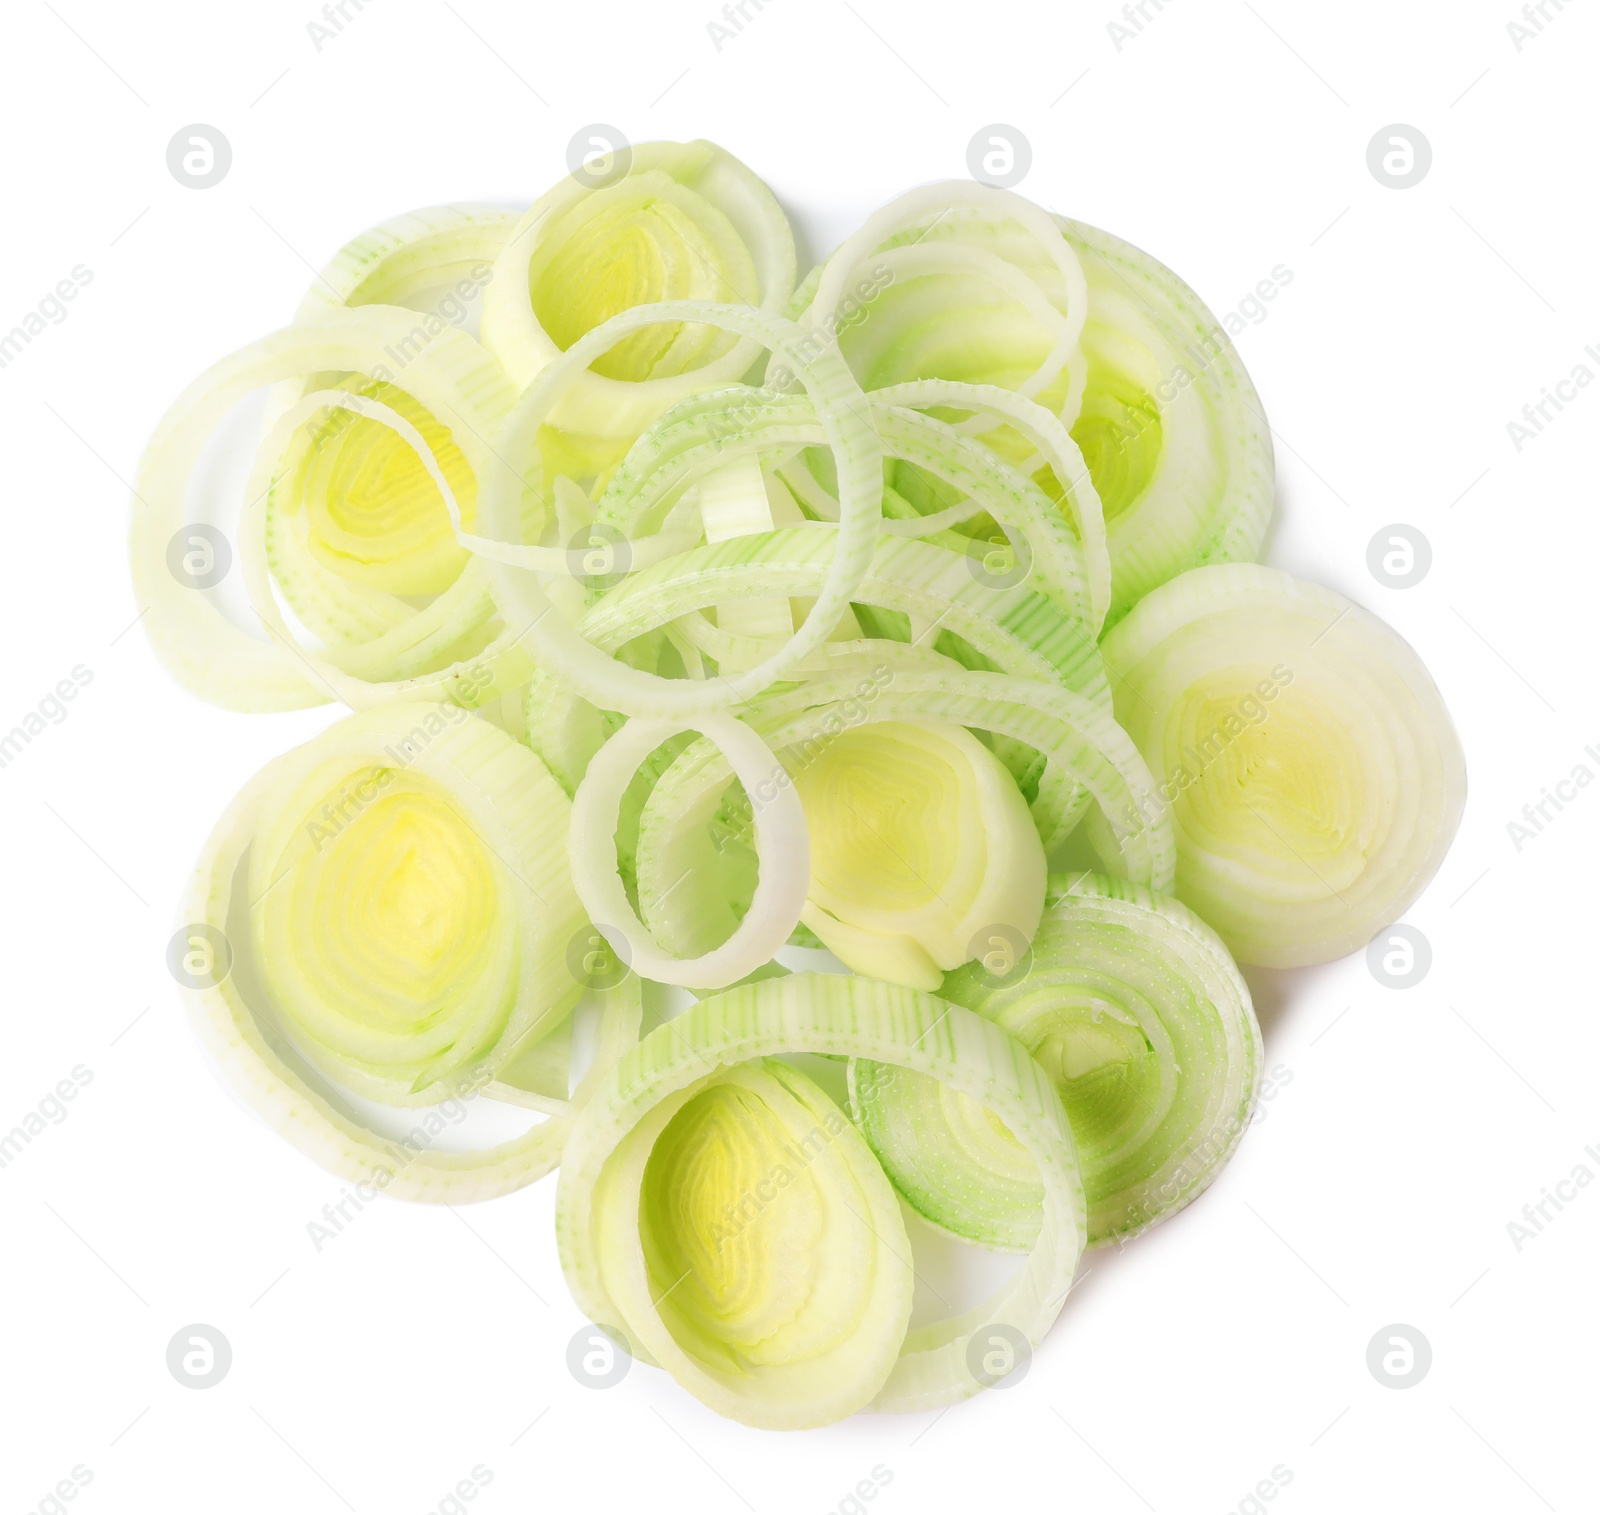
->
xmin=556 ymin=973 xmax=1086 ymax=1426
xmin=1101 ymin=563 xmax=1466 ymax=967
xmin=131 ymin=306 xmax=526 ymax=712
xmin=597 ymin=1057 xmax=911 ymax=1420
xmin=1057 ymin=217 xmax=1275 ymax=624
xmin=792 ymin=719 xmax=1045 ymax=990
xmin=482 ymin=140 xmax=796 ymax=443
xmin=245 ymin=702 xmax=587 ymax=1101
xmin=861 ymin=873 xmax=1262 ymax=1248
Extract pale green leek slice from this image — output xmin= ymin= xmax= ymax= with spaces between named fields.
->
xmin=179 ymin=704 xmax=638 ymax=1199
xmin=555 ymin=973 xmax=1085 ymax=1425
xmin=130 ymin=307 xmax=531 ymax=712
xmin=482 ymin=141 xmax=796 ymax=448
xmin=855 ymin=873 xmax=1261 ymax=1249
xmin=1100 ymin=564 xmax=1466 ymax=966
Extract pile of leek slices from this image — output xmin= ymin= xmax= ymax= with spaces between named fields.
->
xmin=136 ymin=139 xmax=1465 ymax=1429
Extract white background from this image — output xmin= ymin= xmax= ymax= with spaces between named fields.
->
xmin=1 ymin=1 xmax=1595 ymax=1511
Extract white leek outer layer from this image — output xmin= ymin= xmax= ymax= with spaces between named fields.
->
xmin=861 ymin=874 xmax=1261 ymax=1249
xmin=555 ymin=973 xmax=1086 ymax=1426
xmin=1101 ymin=564 xmax=1466 ymax=967
xmin=180 ymin=705 xmax=637 ymax=1200
xmin=482 ymin=140 xmax=796 ymax=441
xmin=130 ymin=307 xmax=527 ymax=712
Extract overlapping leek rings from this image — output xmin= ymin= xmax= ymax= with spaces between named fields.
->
xmin=556 ymin=973 xmax=1086 ymax=1428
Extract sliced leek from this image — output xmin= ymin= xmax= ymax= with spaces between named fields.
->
xmin=1101 ymin=564 xmax=1466 ymax=966
xmin=857 ymin=873 xmax=1261 ymax=1248
xmin=179 ymin=703 xmax=637 ymax=1198
xmin=482 ymin=140 xmax=796 ymax=447
xmin=556 ymin=973 xmax=1085 ymax=1426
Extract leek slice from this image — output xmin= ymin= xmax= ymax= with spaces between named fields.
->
xmin=556 ymin=973 xmax=1085 ymax=1426
xmin=790 ymin=719 xmax=1045 ymax=990
xmin=856 ymin=873 xmax=1261 ymax=1249
xmin=482 ymin=141 xmax=796 ymax=445
xmin=568 ymin=714 xmax=810 ymax=989
xmin=1057 ymin=218 xmax=1275 ymax=623
xmin=1100 ymin=564 xmax=1466 ymax=966
xmin=180 ymin=705 xmax=638 ymax=1198
xmin=130 ymin=307 xmax=530 ymax=712
xmin=632 ymin=669 xmax=1175 ymax=973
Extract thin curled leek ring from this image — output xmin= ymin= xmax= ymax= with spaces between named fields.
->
xmin=555 ymin=973 xmax=1086 ymax=1427
xmin=860 ymin=873 xmax=1262 ymax=1249
xmin=180 ymin=707 xmax=638 ymax=1199
xmin=569 ymin=715 xmax=810 ymax=989
xmin=471 ymin=302 xmax=882 ymax=719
